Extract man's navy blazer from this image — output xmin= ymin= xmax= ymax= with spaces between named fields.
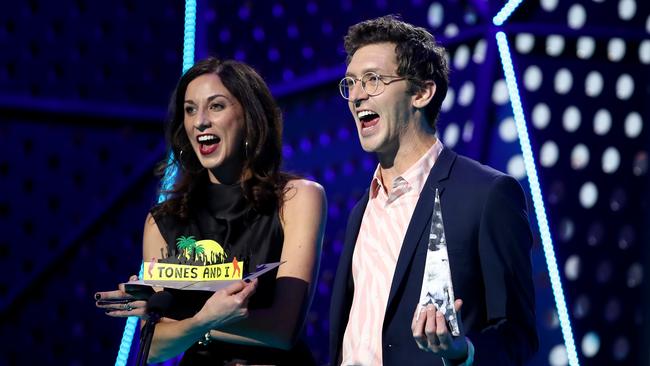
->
xmin=329 ymin=148 xmax=538 ymax=365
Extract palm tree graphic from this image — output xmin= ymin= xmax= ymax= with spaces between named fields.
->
xmin=176 ymin=236 xmax=197 ymax=262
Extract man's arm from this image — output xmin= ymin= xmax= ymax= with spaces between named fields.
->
xmin=472 ymin=175 xmax=538 ymax=364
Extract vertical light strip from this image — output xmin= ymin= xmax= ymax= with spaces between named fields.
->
xmin=182 ymin=0 xmax=197 ymax=74
xmin=492 ymin=0 xmax=524 ymax=26
xmin=114 ymin=1 xmax=197 ymax=365
xmin=114 ymin=264 xmax=144 ymax=366
xmin=495 ymin=31 xmax=580 ymax=366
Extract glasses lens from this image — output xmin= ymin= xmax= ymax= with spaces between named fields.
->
xmin=339 ymin=77 xmax=354 ymax=99
xmin=362 ymin=73 xmax=381 ymax=96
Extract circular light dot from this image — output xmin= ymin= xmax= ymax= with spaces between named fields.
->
xmin=554 ymin=68 xmax=573 ymax=94
xmin=572 ymin=144 xmax=590 ymax=169
xmin=464 ymin=10 xmax=477 ymax=25
xmin=492 ymin=79 xmax=509 ymax=105
xmin=602 ymin=147 xmax=620 ymax=173
xmin=616 ymin=74 xmax=634 ymax=100
xmin=287 ymin=24 xmax=299 ymax=38
xmin=545 ymin=308 xmax=560 ymax=329
xmin=563 ymin=106 xmax=581 ymax=132
xmin=282 ymin=144 xmax=293 ymax=159
xmin=610 ymin=187 xmax=627 ymax=212
xmin=524 ymin=65 xmax=543 ymax=91
xmin=593 ymin=109 xmax=612 ymax=135
xmin=546 ymin=35 xmax=565 ymax=56
xmin=579 ymin=181 xmax=598 ymax=208
xmin=587 ymin=221 xmax=605 ymax=246
xmin=633 ymin=151 xmax=648 ymax=176
xmin=640 ymin=40 xmax=650 ymax=64
xmin=443 ymin=123 xmax=460 ymax=148
xmin=558 ymin=218 xmax=574 ymax=242
xmin=499 ymin=117 xmax=518 ymax=142
xmin=453 ymin=45 xmax=470 ymax=70
xmin=618 ymin=0 xmax=636 ymax=21
xmin=618 ymin=225 xmax=636 ymax=250
xmin=540 ymin=140 xmax=559 ymax=167
xmin=515 ymin=33 xmax=535 ymax=54
xmin=582 ymin=332 xmax=600 ymax=357
xmin=577 ymin=36 xmax=596 ymax=59
xmin=613 ymin=337 xmax=630 ymax=361
xmin=458 ymin=81 xmax=475 ymax=106
xmin=507 ymin=154 xmax=526 ymax=180
xmin=473 ymin=39 xmax=487 ymax=64
xmin=624 ymin=111 xmax=643 ymax=138
xmin=564 ymin=255 xmax=580 ymax=280
xmin=462 ymin=120 xmax=474 ymax=142
xmin=596 ymin=260 xmax=613 ymax=283
xmin=568 ymin=4 xmax=587 ymax=29
xmin=604 ymin=298 xmax=621 ymax=322
xmin=549 ymin=344 xmax=568 ymax=366
xmin=427 ymin=2 xmax=444 ymax=28
xmin=585 ymin=70 xmax=604 ymax=97
xmin=272 ymin=3 xmax=284 ymax=17
xmin=268 ymin=48 xmax=280 ymax=62
xmin=627 ymin=263 xmax=643 ymax=287
xmin=548 ymin=181 xmax=565 ymax=205
xmin=444 ymin=23 xmax=459 ymax=38
xmin=252 ymin=27 xmax=265 ymax=42
xmin=541 ymin=0 xmax=559 ymax=12
xmin=441 ymin=88 xmax=455 ymax=112
xmin=574 ymin=295 xmax=590 ymax=319
xmin=608 ymin=38 xmax=626 ymax=61
xmin=532 ymin=103 xmax=551 ymax=129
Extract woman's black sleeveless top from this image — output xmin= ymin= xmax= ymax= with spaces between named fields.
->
xmin=151 ymin=183 xmax=315 ymax=365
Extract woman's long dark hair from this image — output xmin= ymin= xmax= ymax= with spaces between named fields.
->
xmin=153 ymin=58 xmax=294 ymax=219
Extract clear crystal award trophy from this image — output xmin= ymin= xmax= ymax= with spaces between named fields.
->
xmin=417 ymin=189 xmax=460 ymax=336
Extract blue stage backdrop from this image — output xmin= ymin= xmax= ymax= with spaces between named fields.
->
xmin=0 ymin=1 xmax=648 ymax=365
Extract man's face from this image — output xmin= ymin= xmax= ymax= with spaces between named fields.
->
xmin=345 ymin=42 xmax=414 ymax=154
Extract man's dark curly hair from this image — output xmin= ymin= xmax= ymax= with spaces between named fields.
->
xmin=344 ymin=15 xmax=449 ymax=132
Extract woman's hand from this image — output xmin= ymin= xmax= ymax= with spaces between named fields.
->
xmin=193 ymin=279 xmax=258 ymax=331
xmin=95 ymin=275 xmax=148 ymax=318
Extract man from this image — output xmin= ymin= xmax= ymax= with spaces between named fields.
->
xmin=329 ymin=15 xmax=538 ymax=365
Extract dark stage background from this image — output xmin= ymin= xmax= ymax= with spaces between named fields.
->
xmin=0 ymin=1 xmax=648 ymax=365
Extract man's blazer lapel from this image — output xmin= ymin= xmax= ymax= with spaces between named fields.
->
xmin=385 ymin=148 xmax=457 ymax=315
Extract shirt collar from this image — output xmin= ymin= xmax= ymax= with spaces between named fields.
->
xmin=369 ymin=139 xmax=444 ymax=200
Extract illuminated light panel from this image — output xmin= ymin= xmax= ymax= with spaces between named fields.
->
xmin=493 ymin=0 xmax=525 ymax=26
xmin=495 ymin=31 xmax=580 ymax=366
xmin=114 ymin=1 xmax=197 ymax=364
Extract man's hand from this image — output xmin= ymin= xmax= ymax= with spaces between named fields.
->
xmin=411 ymin=299 xmax=468 ymax=362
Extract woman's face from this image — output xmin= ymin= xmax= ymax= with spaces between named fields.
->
xmin=183 ymin=73 xmax=246 ymax=183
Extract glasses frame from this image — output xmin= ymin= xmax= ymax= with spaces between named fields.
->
xmin=338 ymin=71 xmax=409 ymax=100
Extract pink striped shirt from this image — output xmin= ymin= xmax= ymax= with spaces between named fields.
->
xmin=341 ymin=140 xmax=444 ymax=365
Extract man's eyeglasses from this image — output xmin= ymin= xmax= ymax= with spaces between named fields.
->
xmin=338 ymin=72 xmax=408 ymax=100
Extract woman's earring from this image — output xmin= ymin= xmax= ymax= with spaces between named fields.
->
xmin=244 ymin=140 xmax=249 ymax=159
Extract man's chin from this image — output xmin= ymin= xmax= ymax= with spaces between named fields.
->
xmin=359 ymin=143 xmax=378 ymax=153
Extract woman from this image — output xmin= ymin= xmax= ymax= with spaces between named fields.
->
xmin=95 ymin=58 xmax=326 ymax=364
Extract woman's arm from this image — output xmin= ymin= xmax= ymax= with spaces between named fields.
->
xmin=142 ymin=214 xmax=257 ymax=363
xmin=206 ymin=178 xmax=327 ymax=349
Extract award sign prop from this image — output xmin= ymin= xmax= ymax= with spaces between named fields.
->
xmin=417 ymin=189 xmax=461 ymax=336
xmin=125 ymin=261 xmax=282 ymax=294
